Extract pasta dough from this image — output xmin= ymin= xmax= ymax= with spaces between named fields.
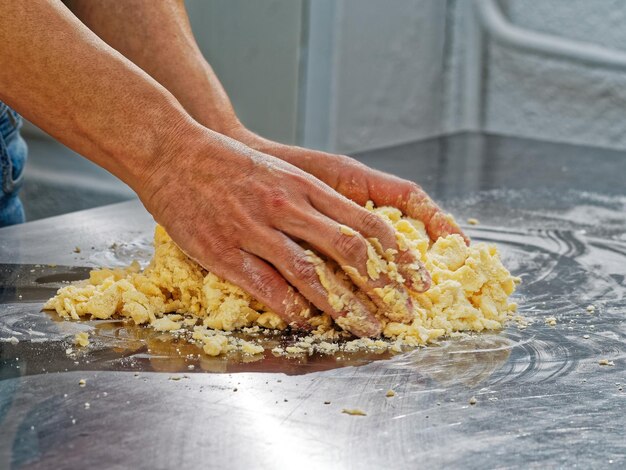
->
xmin=44 ymin=204 xmax=519 ymax=356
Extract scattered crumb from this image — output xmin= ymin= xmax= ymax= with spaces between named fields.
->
xmin=586 ymin=304 xmax=596 ymax=313
xmin=78 ymin=379 xmax=86 ymax=387
xmin=74 ymin=332 xmax=90 ymax=347
xmin=469 ymin=396 xmax=477 ymax=405
xmin=152 ymin=316 xmax=182 ymax=332
xmin=598 ymin=359 xmax=615 ymax=366
xmin=342 ymin=408 xmax=367 ymax=416
xmin=271 ymin=346 xmax=285 ymax=355
xmin=385 ymin=389 xmax=396 ymax=397
xmin=74 ymin=246 xmax=81 ymax=253
xmin=84 ymin=402 xmax=90 ymax=409
xmin=467 ymin=218 xmax=480 ymax=226
xmin=545 ymin=317 xmax=557 ymax=326
xmin=240 ymin=340 xmax=264 ymax=355
xmin=583 ymin=335 xmax=590 ymax=339
xmin=169 ymin=376 xmax=182 ymax=381
xmin=7 ymin=336 xmax=19 ymax=345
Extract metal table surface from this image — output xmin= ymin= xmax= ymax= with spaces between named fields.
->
xmin=1 ymin=132 xmax=625 ymax=469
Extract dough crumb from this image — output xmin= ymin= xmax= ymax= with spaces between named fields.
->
xmin=598 ymin=359 xmax=615 ymax=366
xmin=152 ymin=316 xmax=182 ymax=332
xmin=342 ymin=408 xmax=367 ymax=416
xmin=467 ymin=218 xmax=480 ymax=225
xmin=545 ymin=317 xmax=557 ymax=326
xmin=586 ymin=304 xmax=596 ymax=313
xmin=339 ymin=225 xmax=357 ymax=236
xmin=7 ymin=336 xmax=19 ymax=345
xmin=469 ymin=396 xmax=477 ymax=405
xmin=79 ymin=379 xmax=86 ymax=387
xmin=74 ymin=332 xmax=90 ymax=347
xmin=385 ymin=389 xmax=396 ymax=397
xmin=241 ymin=340 xmax=264 ymax=355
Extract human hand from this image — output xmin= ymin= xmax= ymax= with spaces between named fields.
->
xmin=229 ymin=129 xmax=469 ymax=245
xmin=139 ymin=126 xmax=431 ymax=337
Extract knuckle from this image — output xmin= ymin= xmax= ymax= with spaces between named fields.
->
xmin=406 ymin=181 xmax=422 ymax=193
xmin=359 ymin=210 xmax=387 ymax=235
xmin=211 ymin=246 xmax=240 ymax=269
xmin=292 ymin=171 xmax=315 ymax=188
xmin=333 ymin=231 xmax=366 ymax=262
xmin=291 ymin=255 xmax=318 ymax=282
xmin=247 ymin=271 xmax=280 ymax=300
xmin=264 ymin=187 xmax=291 ymax=210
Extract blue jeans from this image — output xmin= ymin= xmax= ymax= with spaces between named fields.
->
xmin=0 ymin=101 xmax=27 ymax=227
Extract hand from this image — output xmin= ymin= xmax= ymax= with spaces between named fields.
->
xmin=230 ymin=128 xmax=469 ymax=245
xmin=139 ymin=126 xmax=432 ymax=337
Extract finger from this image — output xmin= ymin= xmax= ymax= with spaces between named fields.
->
xmin=308 ymin=188 xmax=431 ymax=293
xmin=249 ymin=232 xmax=383 ymax=338
xmin=366 ymin=172 xmax=470 ymax=245
xmin=213 ymin=249 xmax=313 ymax=330
xmin=405 ymin=188 xmax=468 ymax=243
xmin=277 ymin=210 xmax=416 ymax=323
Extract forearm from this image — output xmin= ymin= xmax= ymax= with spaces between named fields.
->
xmin=0 ymin=0 xmax=202 ymax=192
xmin=64 ymin=0 xmax=241 ymax=136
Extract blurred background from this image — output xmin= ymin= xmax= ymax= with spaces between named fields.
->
xmin=19 ymin=0 xmax=626 ymax=221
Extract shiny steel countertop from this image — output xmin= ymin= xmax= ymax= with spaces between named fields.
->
xmin=1 ymin=132 xmax=625 ymax=469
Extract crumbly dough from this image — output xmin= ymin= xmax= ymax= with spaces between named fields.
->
xmin=44 ymin=204 xmax=519 ymax=356
xmin=74 ymin=332 xmax=90 ymax=347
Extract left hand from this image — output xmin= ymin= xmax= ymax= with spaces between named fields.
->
xmin=230 ymin=127 xmax=469 ymax=245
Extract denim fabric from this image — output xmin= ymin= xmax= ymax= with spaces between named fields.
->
xmin=0 ymin=101 xmax=27 ymax=227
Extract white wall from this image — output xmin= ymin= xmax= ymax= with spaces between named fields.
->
xmin=483 ymin=0 xmax=626 ymax=150
xmin=302 ymin=0 xmax=450 ymax=154
xmin=27 ymin=0 xmax=626 ymax=157
xmin=185 ymin=0 xmax=305 ymax=145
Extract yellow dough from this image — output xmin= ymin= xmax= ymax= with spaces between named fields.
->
xmin=44 ymin=204 xmax=519 ymax=356
xmin=74 ymin=331 xmax=90 ymax=347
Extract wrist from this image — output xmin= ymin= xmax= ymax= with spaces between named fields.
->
xmin=133 ymin=112 xmax=208 ymax=212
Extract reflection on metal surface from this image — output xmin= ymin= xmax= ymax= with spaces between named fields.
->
xmin=1 ymin=131 xmax=626 ymax=468
xmin=1 ymin=221 xmax=624 ymax=469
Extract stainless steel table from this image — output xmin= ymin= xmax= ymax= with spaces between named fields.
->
xmin=1 ymin=132 xmax=625 ymax=469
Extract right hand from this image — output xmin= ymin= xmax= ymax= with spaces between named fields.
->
xmin=140 ymin=126 xmax=431 ymax=337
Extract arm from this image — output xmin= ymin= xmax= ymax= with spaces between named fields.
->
xmin=0 ymin=0 xmax=427 ymax=336
xmin=63 ymin=0 xmax=468 ymax=243
xmin=63 ymin=0 xmax=241 ymax=136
